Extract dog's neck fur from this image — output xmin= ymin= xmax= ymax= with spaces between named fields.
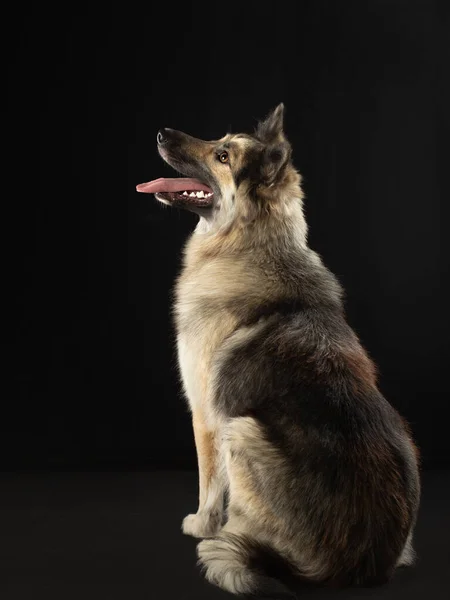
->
xmin=194 ymin=171 xmax=308 ymax=254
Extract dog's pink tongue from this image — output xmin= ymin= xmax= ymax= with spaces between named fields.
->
xmin=136 ymin=178 xmax=212 ymax=194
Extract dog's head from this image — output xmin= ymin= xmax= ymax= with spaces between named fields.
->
xmin=137 ymin=104 xmax=302 ymax=230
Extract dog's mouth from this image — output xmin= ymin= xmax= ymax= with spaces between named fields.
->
xmin=136 ymin=177 xmax=214 ymax=207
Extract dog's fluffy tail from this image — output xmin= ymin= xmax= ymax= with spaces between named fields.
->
xmin=197 ymin=531 xmax=300 ymax=599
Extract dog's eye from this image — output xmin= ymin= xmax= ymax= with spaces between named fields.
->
xmin=218 ymin=151 xmax=229 ymax=163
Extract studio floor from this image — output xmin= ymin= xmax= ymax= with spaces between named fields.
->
xmin=1 ymin=468 xmax=449 ymax=600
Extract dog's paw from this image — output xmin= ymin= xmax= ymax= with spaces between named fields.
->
xmin=182 ymin=511 xmax=222 ymax=538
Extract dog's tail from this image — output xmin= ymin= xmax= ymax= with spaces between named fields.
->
xmin=197 ymin=531 xmax=303 ymax=599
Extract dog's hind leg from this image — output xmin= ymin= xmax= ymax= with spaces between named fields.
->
xmin=196 ymin=416 xmax=302 ymax=597
xmin=182 ymin=409 xmax=226 ymax=538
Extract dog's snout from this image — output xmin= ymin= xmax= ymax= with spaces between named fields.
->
xmin=157 ymin=128 xmax=171 ymax=145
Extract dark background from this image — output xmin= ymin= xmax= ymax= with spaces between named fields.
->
xmin=4 ymin=0 xmax=449 ymax=471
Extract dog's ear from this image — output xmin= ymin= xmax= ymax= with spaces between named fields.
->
xmin=260 ymin=141 xmax=291 ymax=186
xmin=255 ymin=103 xmax=285 ymax=144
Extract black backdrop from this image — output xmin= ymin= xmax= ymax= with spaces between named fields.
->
xmin=4 ymin=1 xmax=449 ymax=471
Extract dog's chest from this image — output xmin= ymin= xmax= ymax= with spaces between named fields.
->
xmin=176 ymin=331 xmax=208 ymax=412
xmin=174 ymin=269 xmax=237 ymax=415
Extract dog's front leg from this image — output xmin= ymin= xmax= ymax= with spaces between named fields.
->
xmin=182 ymin=410 xmax=225 ymax=538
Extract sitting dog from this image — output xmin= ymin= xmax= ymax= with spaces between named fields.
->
xmin=137 ymin=104 xmax=420 ymax=597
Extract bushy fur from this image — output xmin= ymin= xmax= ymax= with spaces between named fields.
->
xmin=153 ymin=104 xmax=421 ymax=597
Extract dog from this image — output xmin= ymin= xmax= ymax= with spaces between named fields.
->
xmin=136 ymin=104 xmax=421 ymax=597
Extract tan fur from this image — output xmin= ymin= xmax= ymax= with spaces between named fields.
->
xmin=175 ymin=245 xmax=249 ymax=534
xmin=224 ymin=417 xmax=287 ymax=532
xmin=181 ymin=409 xmax=224 ymax=538
xmin=192 ymin=412 xmax=216 ymax=507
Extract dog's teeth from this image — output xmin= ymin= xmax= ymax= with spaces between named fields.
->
xmin=189 ymin=192 xmax=196 ymax=197
xmin=182 ymin=191 xmax=188 ymax=196
xmin=196 ymin=190 xmax=205 ymax=198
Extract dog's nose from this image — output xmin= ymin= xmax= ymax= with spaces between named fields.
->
xmin=157 ymin=128 xmax=170 ymax=145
